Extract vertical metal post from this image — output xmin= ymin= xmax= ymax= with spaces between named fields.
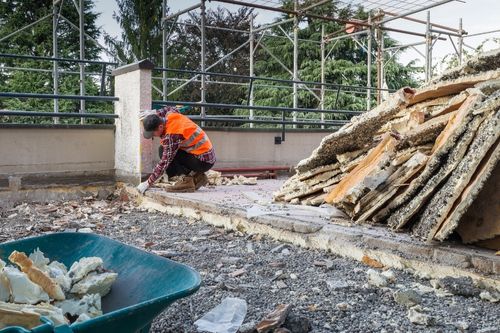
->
xmin=162 ymin=0 xmax=168 ymax=101
xmin=292 ymin=0 xmax=298 ymax=128
xmin=376 ymin=25 xmax=382 ymax=104
xmin=200 ymin=0 xmax=206 ymax=126
xmin=249 ymin=15 xmax=254 ymax=128
xmin=458 ymin=18 xmax=463 ymax=66
xmin=52 ymin=1 xmax=59 ymax=124
xmin=366 ymin=15 xmax=372 ymax=111
xmin=425 ymin=11 xmax=431 ymax=82
xmin=320 ymin=24 xmax=325 ymax=129
xmin=79 ymin=0 xmax=85 ymax=124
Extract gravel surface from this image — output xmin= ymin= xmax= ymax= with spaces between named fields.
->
xmin=0 ymin=198 xmax=499 ymax=333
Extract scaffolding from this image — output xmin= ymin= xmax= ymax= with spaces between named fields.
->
xmin=1 ymin=0 xmax=500 ymax=128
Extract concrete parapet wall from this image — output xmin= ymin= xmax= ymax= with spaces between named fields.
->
xmin=0 ymin=126 xmax=115 ymax=175
xmin=152 ymin=129 xmax=330 ymax=168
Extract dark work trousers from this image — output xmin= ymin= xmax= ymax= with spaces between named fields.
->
xmin=159 ymin=146 xmax=213 ymax=178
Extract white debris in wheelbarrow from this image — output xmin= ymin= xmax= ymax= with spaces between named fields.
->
xmin=0 ymin=249 xmax=117 ymax=329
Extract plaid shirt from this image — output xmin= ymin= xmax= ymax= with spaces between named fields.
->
xmin=147 ymin=106 xmax=216 ymax=185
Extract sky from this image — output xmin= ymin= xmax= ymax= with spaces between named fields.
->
xmin=93 ymin=0 xmax=500 ymax=75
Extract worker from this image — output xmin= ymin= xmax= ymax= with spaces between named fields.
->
xmin=136 ymin=106 xmax=216 ymax=194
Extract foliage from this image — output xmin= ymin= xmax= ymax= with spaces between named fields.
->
xmin=0 ymin=0 xmax=111 ymax=124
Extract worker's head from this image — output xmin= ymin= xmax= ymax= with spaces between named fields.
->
xmin=142 ymin=114 xmax=165 ymax=139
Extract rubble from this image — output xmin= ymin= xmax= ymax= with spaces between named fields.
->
xmin=256 ymin=304 xmax=292 ymax=333
xmin=274 ymin=49 xmax=500 ymax=248
xmin=0 ymin=248 xmax=116 ymax=329
xmin=393 ymin=289 xmax=422 ymax=307
xmin=9 ymin=251 xmax=65 ymax=301
xmin=2 ymin=207 xmax=499 ymax=332
xmin=156 ymin=170 xmax=258 ymax=188
xmin=2 ymin=266 xmax=50 ymax=304
xmin=55 ymin=294 xmax=102 ymax=319
xmin=70 ymin=272 xmax=117 ymax=297
xmin=0 ymin=301 xmax=67 ymax=329
xmin=436 ymin=276 xmax=481 ymax=297
xmin=407 ymin=306 xmax=435 ymax=326
xmin=68 ymin=257 xmax=104 ymax=283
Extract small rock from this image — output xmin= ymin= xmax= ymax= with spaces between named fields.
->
xmin=77 ymin=228 xmax=93 ymax=233
xmin=479 ymin=290 xmax=500 ymax=303
xmin=229 ymin=268 xmax=247 ymax=278
xmin=239 ymin=321 xmax=257 ymax=333
xmin=220 ymin=257 xmax=243 ymax=265
xmin=407 ymin=306 xmax=435 ymax=326
xmin=198 ymin=229 xmax=212 ymax=236
xmin=256 ymin=304 xmax=291 ymax=333
xmin=290 ymin=273 xmax=298 ymax=280
xmin=367 ymin=269 xmax=388 ymax=287
xmin=429 ymin=279 xmax=440 ymax=289
xmin=393 ymin=289 xmax=422 ymax=307
xmin=454 ymin=321 xmax=469 ymax=331
xmin=381 ymin=270 xmax=396 ymax=283
xmin=271 ymin=245 xmax=286 ymax=253
xmin=275 ymin=280 xmax=288 ymax=289
xmin=335 ymin=302 xmax=351 ymax=311
xmin=283 ymin=314 xmax=312 ymax=333
xmin=437 ymin=276 xmax=480 ymax=297
xmin=281 ymin=248 xmax=291 ymax=255
xmin=325 ymin=280 xmax=350 ymax=291
xmin=272 ymin=270 xmax=287 ymax=281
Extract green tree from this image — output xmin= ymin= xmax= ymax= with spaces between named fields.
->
xmin=104 ymin=0 xmax=165 ymax=64
xmin=251 ymin=0 xmax=420 ymax=126
xmin=167 ymin=7 xmax=254 ymax=117
xmin=0 ymin=0 xmax=109 ymax=124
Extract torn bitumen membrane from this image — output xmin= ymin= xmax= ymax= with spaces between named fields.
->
xmin=1 ymin=196 xmax=499 ymax=332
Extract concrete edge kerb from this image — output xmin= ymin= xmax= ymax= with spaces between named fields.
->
xmin=111 ymin=59 xmax=155 ymax=76
xmin=141 ymin=188 xmax=500 ymax=292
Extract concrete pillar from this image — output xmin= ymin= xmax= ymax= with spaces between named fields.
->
xmin=112 ymin=60 xmax=155 ymax=185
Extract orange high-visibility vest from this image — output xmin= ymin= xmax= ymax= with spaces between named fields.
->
xmin=162 ymin=113 xmax=212 ymax=155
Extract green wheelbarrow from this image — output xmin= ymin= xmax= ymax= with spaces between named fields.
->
xmin=0 ymin=232 xmax=201 ymax=333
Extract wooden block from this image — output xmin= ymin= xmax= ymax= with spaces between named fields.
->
xmin=430 ymin=91 xmax=468 ymax=118
xmin=354 ymin=152 xmax=429 ymax=222
xmin=326 ymin=133 xmax=397 ymax=205
xmin=409 ymin=70 xmax=500 ymax=106
xmin=298 ymin=163 xmax=340 ymax=181
xmin=432 ymin=94 xmax=483 ymax=153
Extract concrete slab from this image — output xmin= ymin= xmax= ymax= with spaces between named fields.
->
xmin=142 ymin=179 xmax=500 ymax=291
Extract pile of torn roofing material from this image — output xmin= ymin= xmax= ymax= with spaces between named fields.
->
xmin=274 ymin=49 xmax=500 ymax=248
xmin=0 ymin=249 xmax=117 ymax=329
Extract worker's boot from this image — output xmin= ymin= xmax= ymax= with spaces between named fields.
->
xmin=193 ymin=172 xmax=209 ymax=190
xmin=163 ymin=175 xmax=196 ymax=192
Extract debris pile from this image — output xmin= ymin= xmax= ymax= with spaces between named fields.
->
xmin=0 ymin=249 xmax=117 ymax=329
xmin=274 ymin=49 xmax=500 ymax=246
xmin=1 ymin=193 xmax=136 ymax=238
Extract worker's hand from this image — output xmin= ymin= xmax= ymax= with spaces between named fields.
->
xmin=139 ymin=109 xmax=157 ymax=120
xmin=136 ymin=181 xmax=150 ymax=194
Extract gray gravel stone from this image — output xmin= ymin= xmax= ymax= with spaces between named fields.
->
xmin=1 ymin=200 xmax=499 ymax=332
xmin=393 ymin=289 xmax=422 ymax=307
xmin=407 ymin=306 xmax=435 ymax=326
xmin=283 ymin=314 xmax=312 ymax=333
xmin=437 ymin=276 xmax=481 ymax=297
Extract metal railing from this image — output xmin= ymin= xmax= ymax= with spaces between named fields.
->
xmin=152 ymin=66 xmax=382 ymax=140
xmin=0 ymin=53 xmax=118 ymax=125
